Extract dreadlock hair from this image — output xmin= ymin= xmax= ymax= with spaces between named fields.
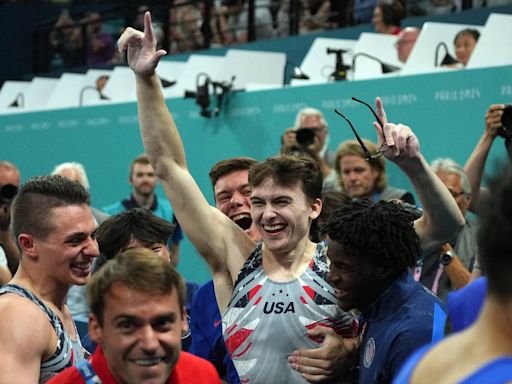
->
xmin=323 ymin=199 xmax=419 ymax=279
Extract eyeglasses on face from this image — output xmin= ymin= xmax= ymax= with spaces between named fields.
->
xmin=334 ymin=97 xmax=384 ymax=161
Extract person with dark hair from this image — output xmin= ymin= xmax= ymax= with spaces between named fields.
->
xmin=103 ymin=153 xmax=182 ymax=265
xmin=48 ymin=248 xmax=221 ymax=384
xmin=0 ymin=160 xmax=20 ymax=281
xmin=372 ymin=1 xmax=405 ymax=35
xmin=394 ymin=165 xmax=512 ymax=383
xmin=118 ymin=12 xmax=463 ymax=383
xmin=454 ymin=28 xmax=480 ymax=67
xmin=310 ymin=190 xmax=352 ymax=242
xmin=325 ymin=199 xmax=447 ymax=383
xmin=0 ymin=175 xmax=99 ymax=382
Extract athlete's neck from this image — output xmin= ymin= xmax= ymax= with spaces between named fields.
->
xmin=262 ymin=239 xmax=317 ymax=282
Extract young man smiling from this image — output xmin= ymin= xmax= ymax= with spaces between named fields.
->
xmin=0 ymin=175 xmax=99 ymax=383
xmin=118 ymin=12 xmax=463 ymax=383
xmin=48 ymin=248 xmax=221 ymax=384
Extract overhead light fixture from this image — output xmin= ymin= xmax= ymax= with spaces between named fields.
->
xmin=434 ymin=42 xmax=459 ymax=67
xmin=8 ymin=92 xmax=24 ymax=108
xmin=352 ymin=52 xmax=400 ymax=74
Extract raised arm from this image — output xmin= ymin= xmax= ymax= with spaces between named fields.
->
xmin=117 ymin=12 xmax=253 ymax=289
xmin=374 ymin=98 xmax=464 ymax=253
xmin=463 ymin=104 xmax=504 ymax=214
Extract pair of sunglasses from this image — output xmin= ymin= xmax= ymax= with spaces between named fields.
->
xmin=334 ymin=97 xmax=385 ymax=161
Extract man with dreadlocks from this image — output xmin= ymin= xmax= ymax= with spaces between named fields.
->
xmin=324 ymin=200 xmax=447 ymax=384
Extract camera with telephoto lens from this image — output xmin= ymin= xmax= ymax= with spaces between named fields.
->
xmin=498 ymin=104 xmax=512 ymax=141
xmin=0 ymin=184 xmax=18 ymax=205
xmin=295 ymin=128 xmax=316 ymax=147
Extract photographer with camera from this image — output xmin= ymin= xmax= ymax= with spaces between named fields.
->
xmin=464 ymin=103 xmax=512 ymax=280
xmin=0 ymin=161 xmax=20 ymax=284
xmin=281 ymin=108 xmax=337 ymax=191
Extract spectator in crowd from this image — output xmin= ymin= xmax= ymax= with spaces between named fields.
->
xmin=118 ymin=13 xmax=463 ymax=383
xmin=415 ymin=158 xmax=476 ymax=301
xmin=102 ymin=153 xmax=182 ymax=263
xmin=81 ymin=12 xmax=115 ymax=66
xmin=50 ymin=9 xmax=83 ymax=68
xmin=334 ymin=139 xmax=416 ymax=204
xmin=52 ymin=161 xmax=109 ymax=225
xmin=324 ymin=199 xmax=447 ymax=383
xmin=48 ymin=248 xmax=222 ymax=384
xmin=394 ymin=165 xmax=512 ymax=384
xmin=0 ymin=161 xmax=20 ymax=278
xmin=0 ymin=175 xmax=99 ymax=382
xmin=310 ymin=190 xmax=351 ymax=242
xmin=454 ymin=28 xmax=480 ymax=67
xmin=372 ymin=0 xmax=405 ymax=35
xmin=395 ymin=27 xmax=420 ymax=63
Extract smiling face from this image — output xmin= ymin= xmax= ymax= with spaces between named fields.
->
xmin=455 ymin=33 xmax=477 ymax=66
xmin=28 ymin=204 xmax=99 ymax=286
xmin=89 ymin=282 xmax=187 ymax=384
xmin=214 ymin=169 xmax=260 ymax=240
xmin=250 ymin=178 xmax=321 ymax=255
xmin=327 ymin=239 xmax=382 ymax=311
xmin=340 ymin=155 xmax=380 ymax=198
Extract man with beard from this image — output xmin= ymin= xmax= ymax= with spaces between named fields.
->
xmin=118 ymin=12 xmax=463 ymax=383
xmin=48 ymin=248 xmax=221 ymax=384
xmin=103 ymin=154 xmax=182 ymax=261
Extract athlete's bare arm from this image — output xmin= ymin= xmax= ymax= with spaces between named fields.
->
xmin=0 ymin=295 xmax=54 ymax=383
xmin=118 ymin=12 xmax=254 ymax=311
xmin=373 ymin=98 xmax=465 ymax=252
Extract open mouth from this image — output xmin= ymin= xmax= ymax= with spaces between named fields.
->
xmin=70 ymin=261 xmax=92 ymax=276
xmin=262 ymin=223 xmax=286 ymax=234
xmin=231 ymin=213 xmax=252 ymax=230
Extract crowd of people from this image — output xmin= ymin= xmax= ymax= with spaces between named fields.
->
xmin=1 ymin=9 xmax=512 ymax=384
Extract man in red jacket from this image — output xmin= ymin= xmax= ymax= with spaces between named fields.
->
xmin=48 ymin=247 xmax=221 ymax=384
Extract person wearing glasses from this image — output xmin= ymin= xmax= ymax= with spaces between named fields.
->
xmin=394 ymin=165 xmax=512 ymax=384
xmin=117 ymin=12 xmax=463 ymax=383
xmin=413 ymin=158 xmax=476 ymax=302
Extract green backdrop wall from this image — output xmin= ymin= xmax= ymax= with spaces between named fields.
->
xmin=1 ymin=64 xmax=511 ymax=283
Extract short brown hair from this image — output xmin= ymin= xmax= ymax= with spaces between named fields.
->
xmin=249 ymin=154 xmax=323 ymax=202
xmin=11 ymin=175 xmax=90 ymax=240
xmin=335 ymin=139 xmax=387 ymax=193
xmin=130 ymin=154 xmax=151 ymax=178
xmin=209 ymin=157 xmax=257 ymax=189
xmin=88 ymin=247 xmax=186 ymax=325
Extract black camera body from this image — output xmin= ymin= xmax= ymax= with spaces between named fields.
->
xmin=498 ymin=104 xmax=512 ymax=140
xmin=295 ymin=128 xmax=316 ymax=147
xmin=0 ymin=184 xmax=18 ymax=205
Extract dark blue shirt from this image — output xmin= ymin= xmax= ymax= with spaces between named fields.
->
xmin=189 ymin=281 xmax=240 ymax=384
xmin=359 ymin=271 xmax=446 ymax=384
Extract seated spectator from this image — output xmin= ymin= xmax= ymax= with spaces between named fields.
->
xmin=324 ymin=199 xmax=447 ymax=383
xmin=395 ymin=27 xmax=420 ymax=63
xmin=394 ymin=165 xmax=512 ymax=384
xmin=169 ymin=0 xmax=205 ymax=52
xmin=372 ymin=0 xmax=405 ymax=35
xmin=49 ymin=9 xmax=83 ymax=68
xmin=454 ymin=28 xmax=480 ymax=67
xmin=333 ymin=139 xmax=416 ymax=204
xmin=81 ymin=12 xmax=115 ymax=66
xmin=48 ymin=248 xmax=221 ymax=384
